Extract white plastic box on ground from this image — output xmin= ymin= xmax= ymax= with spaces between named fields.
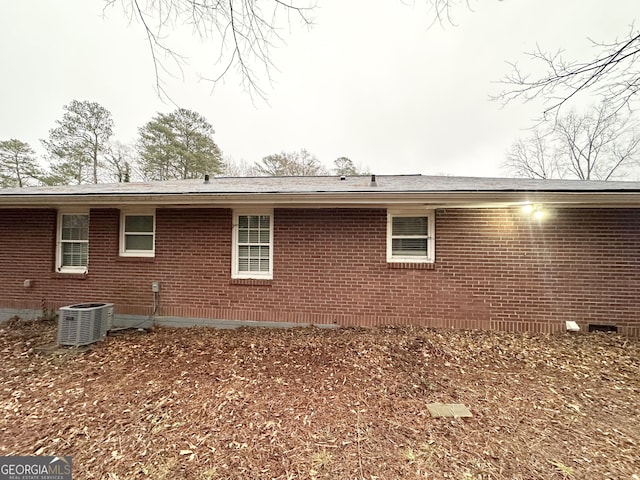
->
xmin=57 ymin=302 xmax=114 ymax=346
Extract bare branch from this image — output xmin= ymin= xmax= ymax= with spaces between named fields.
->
xmin=423 ymin=0 xmax=473 ymax=29
xmin=495 ymin=25 xmax=640 ymax=118
xmin=106 ymin=0 xmax=315 ymax=101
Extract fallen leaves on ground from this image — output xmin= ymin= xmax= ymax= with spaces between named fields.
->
xmin=1 ymin=318 xmax=639 ymax=479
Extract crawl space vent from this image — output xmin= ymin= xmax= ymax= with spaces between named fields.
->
xmin=588 ymin=324 xmax=618 ymax=333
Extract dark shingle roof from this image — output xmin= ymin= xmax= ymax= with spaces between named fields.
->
xmin=2 ymin=174 xmax=640 ymax=196
xmin=2 ymin=175 xmax=640 ymax=208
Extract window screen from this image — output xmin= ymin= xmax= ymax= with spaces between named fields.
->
xmin=237 ymin=215 xmax=271 ymax=273
xmin=59 ymin=214 xmax=89 ymax=271
xmin=122 ymin=214 xmax=155 ymax=255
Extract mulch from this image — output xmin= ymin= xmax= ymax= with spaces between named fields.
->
xmin=1 ymin=317 xmax=639 ymax=479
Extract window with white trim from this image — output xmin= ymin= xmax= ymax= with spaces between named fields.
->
xmin=57 ymin=212 xmax=89 ymax=273
xmin=120 ymin=212 xmax=155 ymax=256
xmin=387 ymin=210 xmax=435 ymax=263
xmin=232 ymin=212 xmax=273 ymax=279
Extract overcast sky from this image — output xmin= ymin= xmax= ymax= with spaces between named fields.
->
xmin=0 ymin=1 xmax=637 ymax=178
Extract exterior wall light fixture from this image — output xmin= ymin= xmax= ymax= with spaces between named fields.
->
xmin=521 ymin=204 xmax=534 ymax=214
xmin=532 ymin=208 xmax=545 ymax=220
xmin=521 ymin=203 xmax=545 ymax=220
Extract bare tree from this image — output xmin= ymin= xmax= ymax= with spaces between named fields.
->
xmin=223 ymin=157 xmax=257 ymax=176
xmin=254 ymin=149 xmax=328 ymax=176
xmin=333 ymin=156 xmax=370 ymax=176
xmin=556 ymin=104 xmax=640 ymax=180
xmin=504 ymin=104 xmax=640 ymax=180
xmin=103 ymin=141 xmax=140 ymax=183
xmin=504 ymin=130 xmax=563 ymax=180
xmin=106 ymin=0 xmax=315 ymax=99
xmin=428 ymin=1 xmax=640 ymax=181
xmin=333 ymin=157 xmax=358 ymax=176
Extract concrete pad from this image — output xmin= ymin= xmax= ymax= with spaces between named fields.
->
xmin=427 ymin=403 xmax=472 ymax=418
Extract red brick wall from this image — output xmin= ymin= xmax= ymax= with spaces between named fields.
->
xmin=1 ymin=206 xmax=638 ymax=336
xmin=0 ymin=209 xmax=57 ymax=311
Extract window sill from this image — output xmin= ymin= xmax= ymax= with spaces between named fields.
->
xmin=387 ymin=262 xmax=435 ymax=270
xmin=51 ymin=272 xmax=88 ymax=280
xmin=230 ymin=278 xmax=273 ymax=286
xmin=116 ymin=256 xmax=156 ymax=263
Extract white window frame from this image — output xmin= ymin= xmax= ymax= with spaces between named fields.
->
xmin=232 ymin=210 xmax=274 ymax=279
xmin=56 ymin=211 xmax=90 ymax=274
xmin=387 ymin=209 xmax=435 ymax=263
xmin=119 ymin=211 xmax=156 ymax=257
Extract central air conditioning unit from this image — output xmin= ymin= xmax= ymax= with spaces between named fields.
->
xmin=57 ymin=302 xmax=114 ymax=346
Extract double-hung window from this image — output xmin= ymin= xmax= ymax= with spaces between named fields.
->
xmin=387 ymin=210 xmax=435 ymax=263
xmin=120 ymin=212 xmax=155 ymax=257
xmin=232 ymin=211 xmax=273 ymax=279
xmin=57 ymin=212 xmax=89 ymax=273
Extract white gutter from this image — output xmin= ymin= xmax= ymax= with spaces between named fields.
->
xmin=1 ymin=191 xmax=640 ymax=208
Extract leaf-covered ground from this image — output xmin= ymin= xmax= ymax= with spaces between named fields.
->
xmin=0 ymin=318 xmax=639 ymax=480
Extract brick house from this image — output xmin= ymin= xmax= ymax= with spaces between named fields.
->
xmin=1 ymin=174 xmax=639 ymax=336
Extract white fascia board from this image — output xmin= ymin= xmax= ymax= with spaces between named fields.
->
xmin=2 ymin=191 xmax=640 ymax=209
